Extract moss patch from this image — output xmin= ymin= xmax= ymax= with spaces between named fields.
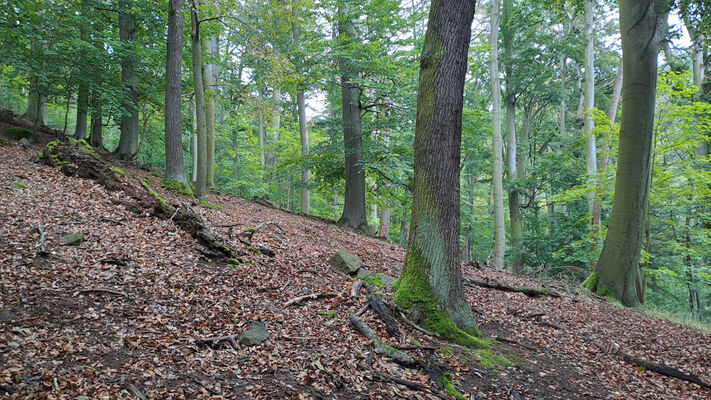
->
xmin=361 ymin=274 xmax=384 ymax=287
xmin=199 ymin=199 xmax=224 ymax=209
xmin=110 ymin=166 xmax=126 ymax=176
xmin=141 ymin=181 xmax=168 ymax=208
xmin=393 ymin=250 xmax=489 ymax=349
xmin=45 ymin=140 xmax=60 ymax=153
xmin=13 ymin=181 xmax=26 ymax=189
xmin=67 ymin=137 xmax=97 ymax=156
xmin=472 ymin=349 xmax=514 ymax=371
xmin=437 ymin=373 xmax=465 ymax=400
xmin=161 ymin=179 xmax=194 ymax=197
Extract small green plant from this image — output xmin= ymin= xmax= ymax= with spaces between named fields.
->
xmin=318 ymin=309 xmax=337 ymax=320
xmin=199 ymin=199 xmax=224 ymax=209
xmin=13 ymin=181 xmax=26 ymax=189
xmin=361 ymin=274 xmax=384 ymax=287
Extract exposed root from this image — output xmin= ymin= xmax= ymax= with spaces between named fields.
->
xmin=283 ymin=292 xmax=339 ymax=307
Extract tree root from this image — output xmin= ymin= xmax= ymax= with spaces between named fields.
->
xmin=363 ymin=284 xmax=401 ymax=340
xmin=195 ymin=333 xmax=240 ymax=350
xmin=348 ymin=313 xmax=416 ymax=367
xmin=79 ymin=288 xmax=128 ymax=297
xmin=283 ymin=292 xmax=339 ymax=307
xmin=356 ymin=363 xmax=451 ymax=400
xmin=465 ymin=277 xmax=561 ymax=298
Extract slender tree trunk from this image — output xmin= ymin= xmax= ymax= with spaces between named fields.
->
xmin=264 ymin=87 xmax=281 ymax=170
xmin=23 ymin=76 xmax=48 ymax=126
xmin=165 ymin=0 xmax=188 ymax=185
xmin=400 ymin=212 xmax=409 ymax=248
xmin=191 ymin=1 xmax=208 ymax=199
xmin=292 ymin=17 xmax=310 ymax=214
xmin=337 ymin=8 xmax=370 ymax=234
xmin=594 ymin=0 xmax=666 ymax=307
xmin=379 ymin=208 xmax=391 ymax=239
xmin=490 ymin=0 xmax=505 ymax=269
xmin=191 ymin=103 xmax=198 ymax=184
xmin=258 ymin=88 xmax=265 ymax=168
xmin=116 ymin=0 xmax=139 ymax=160
xmin=503 ymin=0 xmax=522 ymax=273
xmin=394 ymin=0 xmax=484 ymax=345
xmin=203 ymin=32 xmax=218 ymax=188
xmin=89 ymin=19 xmax=104 ymax=148
xmin=583 ymin=0 xmax=599 ymax=270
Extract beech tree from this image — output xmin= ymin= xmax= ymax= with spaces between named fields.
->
xmin=164 ymin=0 xmax=188 ymax=186
xmin=116 ymin=0 xmax=140 ymax=160
xmin=490 ymin=0 xmax=506 ymax=269
xmin=393 ymin=0 xmax=486 ymax=346
xmin=586 ymin=0 xmax=667 ymax=306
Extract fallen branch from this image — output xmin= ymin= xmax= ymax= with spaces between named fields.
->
xmin=79 ymin=288 xmax=128 ymax=297
xmin=349 ymin=313 xmax=416 ymax=367
xmin=465 ymin=277 xmax=560 ymax=298
xmin=618 ymin=349 xmax=711 ymax=390
xmin=365 ymin=286 xmax=401 ymax=340
xmin=282 ymin=335 xmax=319 ymax=341
xmin=195 ymin=333 xmax=240 ymax=350
xmin=284 ymin=292 xmax=339 ymax=307
xmin=356 ymin=364 xmax=450 ymax=400
xmin=351 ymin=280 xmax=365 ymax=298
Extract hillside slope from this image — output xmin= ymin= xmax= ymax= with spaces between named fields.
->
xmin=1 ymin=128 xmax=710 ymax=399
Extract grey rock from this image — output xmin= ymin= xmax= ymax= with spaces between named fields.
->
xmin=356 ymin=268 xmax=377 ymax=278
xmin=19 ymin=138 xmax=31 ymax=146
xmin=328 ymin=250 xmax=361 ymax=275
xmin=8 ymin=341 xmax=20 ymax=349
xmin=0 ymin=310 xmax=17 ymax=321
xmin=59 ymin=233 xmax=84 ymax=246
xmin=239 ymin=321 xmax=270 ymax=346
xmin=379 ymin=274 xmax=397 ymax=287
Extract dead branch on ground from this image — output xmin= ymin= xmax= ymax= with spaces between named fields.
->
xmin=465 ymin=277 xmax=561 ymax=298
xmin=349 ymin=313 xmax=416 ymax=367
xmin=195 ymin=333 xmax=240 ymax=350
xmin=284 ymin=292 xmax=339 ymax=307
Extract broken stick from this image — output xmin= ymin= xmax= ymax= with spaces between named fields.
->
xmin=195 ymin=333 xmax=240 ymax=351
xmin=465 ymin=277 xmax=561 ymax=298
xmin=349 ymin=313 xmax=416 ymax=367
xmin=284 ymin=292 xmax=339 ymax=307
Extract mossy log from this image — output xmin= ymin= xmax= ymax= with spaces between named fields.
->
xmin=42 ymin=139 xmax=239 ymax=260
xmin=348 ymin=312 xmax=417 ymax=367
xmin=464 ymin=277 xmax=561 ymax=298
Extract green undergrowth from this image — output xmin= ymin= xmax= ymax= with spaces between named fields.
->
xmin=471 ymin=349 xmax=515 ymax=371
xmin=437 ymin=373 xmax=465 ymax=400
xmin=110 ymin=166 xmax=126 ymax=176
xmin=199 ymin=199 xmax=224 ymax=209
xmin=161 ymin=179 xmax=193 ymax=196
xmin=13 ymin=181 xmax=26 ymax=189
xmin=361 ymin=274 xmax=385 ymax=287
xmin=67 ymin=137 xmax=97 ymax=156
xmin=393 ymin=250 xmax=489 ymax=349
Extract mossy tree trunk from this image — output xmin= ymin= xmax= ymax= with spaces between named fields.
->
xmin=337 ymin=7 xmax=370 ymax=234
xmin=593 ymin=0 xmax=666 ymax=307
xmin=116 ymin=0 xmax=139 ymax=160
xmin=165 ymin=0 xmax=188 ymax=185
xmin=393 ymin=0 xmax=486 ymax=348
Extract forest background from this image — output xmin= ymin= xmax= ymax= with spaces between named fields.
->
xmin=0 ymin=0 xmax=709 ymax=325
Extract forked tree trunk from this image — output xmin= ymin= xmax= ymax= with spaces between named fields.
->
xmin=394 ymin=0 xmax=485 ymax=346
xmin=165 ymin=0 xmax=188 ymax=184
xmin=594 ymin=0 xmax=666 ymax=307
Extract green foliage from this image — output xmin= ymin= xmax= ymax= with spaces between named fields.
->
xmin=13 ymin=181 xmax=27 ymax=189
xmin=110 ymin=167 xmax=126 ymax=176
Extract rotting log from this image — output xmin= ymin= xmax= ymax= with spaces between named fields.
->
xmin=349 ymin=312 xmax=416 ymax=367
xmin=41 ymin=139 xmax=240 ymax=260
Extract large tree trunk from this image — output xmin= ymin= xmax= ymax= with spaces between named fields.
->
xmin=583 ymin=0 xmax=599 ymax=270
xmin=203 ymin=32 xmax=219 ymax=188
xmin=23 ymin=76 xmax=48 ymax=126
xmin=337 ymin=8 xmax=370 ymax=234
xmin=191 ymin=1 xmax=208 ymax=199
xmin=394 ymin=0 xmax=484 ymax=347
xmin=293 ymin=17 xmax=310 ymax=215
xmin=593 ymin=0 xmax=666 ymax=307
xmin=490 ymin=0 xmax=505 ymax=269
xmin=116 ymin=0 xmax=139 ymax=160
xmin=165 ymin=0 xmax=188 ymax=185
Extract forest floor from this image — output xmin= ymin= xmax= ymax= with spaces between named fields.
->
xmin=1 ymin=124 xmax=711 ymax=399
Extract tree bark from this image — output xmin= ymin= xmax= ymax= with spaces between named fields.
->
xmin=490 ymin=0 xmax=505 ymax=269
xmin=594 ymin=0 xmax=666 ymax=307
xmin=503 ymin=0 xmax=522 ymax=274
xmin=23 ymin=77 xmax=48 ymax=126
xmin=394 ymin=0 xmax=484 ymax=345
xmin=89 ymin=20 xmax=104 ymax=148
xmin=337 ymin=8 xmax=370 ymax=234
xmin=191 ymin=1 xmax=208 ymax=199
xmin=203 ymin=32 xmax=218 ymax=188
xmin=116 ymin=0 xmax=139 ymax=160
xmin=583 ymin=0 xmax=599 ymax=270
xmin=400 ymin=212 xmax=408 ymax=248
xmin=258 ymin=88 xmax=265 ymax=168
xmin=292 ymin=16 xmax=310 ymax=215
xmin=165 ymin=0 xmax=188 ymax=185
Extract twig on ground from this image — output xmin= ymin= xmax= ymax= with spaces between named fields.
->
xmin=351 ymin=280 xmax=365 ymax=298
xmin=356 ymin=364 xmax=450 ymax=400
xmin=195 ymin=333 xmax=240 ymax=350
xmin=37 ymin=224 xmax=47 ymax=255
xmin=284 ymin=292 xmax=339 ymax=307
xmin=282 ymin=335 xmax=319 ymax=341
xmin=79 ymin=288 xmax=128 ymax=297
